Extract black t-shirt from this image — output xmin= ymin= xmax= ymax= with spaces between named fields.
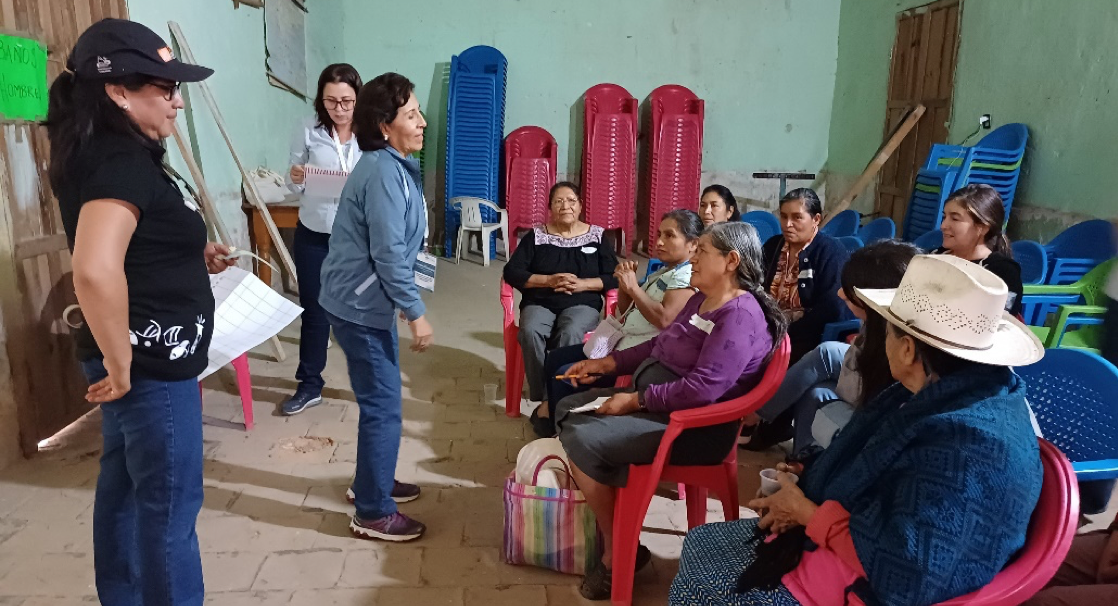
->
xmin=502 ymin=225 xmax=620 ymax=312
xmin=56 ymin=131 xmax=215 ymax=381
xmin=932 ymin=247 xmax=1024 ymax=316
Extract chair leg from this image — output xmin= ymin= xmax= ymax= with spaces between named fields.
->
xmin=676 ymin=483 xmax=686 ymax=501
xmin=504 ymin=327 xmax=522 ymax=418
xmin=685 ymin=485 xmax=709 ymax=529
xmin=501 ymin=224 xmax=511 ymax=261
xmin=231 ymin=353 xmax=253 ymax=431
xmin=482 ymin=229 xmax=491 ymax=267
xmin=612 ymin=473 xmax=659 ymax=606
xmin=722 ymin=460 xmax=740 ymax=521
xmin=455 ymin=227 xmax=464 ymax=264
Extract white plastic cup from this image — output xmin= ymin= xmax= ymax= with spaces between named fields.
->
xmin=759 ymin=468 xmax=799 ymax=497
xmin=483 ymin=383 xmax=498 ymax=403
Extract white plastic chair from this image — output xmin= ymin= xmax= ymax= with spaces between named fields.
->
xmin=451 ymin=197 xmax=510 ymax=266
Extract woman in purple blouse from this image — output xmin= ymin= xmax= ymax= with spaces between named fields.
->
xmin=556 ymin=222 xmax=788 ymax=600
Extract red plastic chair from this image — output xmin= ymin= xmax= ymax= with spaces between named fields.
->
xmin=504 ymin=126 xmax=557 ymax=252
xmin=645 ymin=85 xmax=704 ymax=257
xmin=933 ymin=438 xmax=1079 ymax=606
xmin=582 ymin=84 xmax=638 ymax=258
xmin=610 ymin=335 xmax=791 ymax=605
xmin=198 ymin=352 xmax=255 ymax=430
xmin=501 ymin=280 xmax=618 ymax=417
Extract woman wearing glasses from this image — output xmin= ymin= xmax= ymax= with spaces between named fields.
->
xmin=283 ymin=63 xmax=363 ymax=415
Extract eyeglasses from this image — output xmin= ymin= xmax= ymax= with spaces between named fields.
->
xmin=323 ymin=98 xmax=355 ymax=111
xmin=552 ymin=197 xmax=580 ymax=207
xmin=150 ymin=81 xmax=180 ymax=101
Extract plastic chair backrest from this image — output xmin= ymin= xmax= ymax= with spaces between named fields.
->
xmin=975 ymin=123 xmax=1028 ymax=155
xmin=741 ymin=211 xmax=781 ymax=244
xmin=1011 ymin=240 xmax=1048 ymax=285
xmin=821 ymin=209 xmax=860 ymax=237
xmin=934 ymin=438 xmax=1078 ymax=606
xmin=1015 ymin=348 xmax=1118 ymax=482
xmin=1077 ymin=259 xmax=1117 ymax=306
xmin=912 ymin=229 xmax=944 ymax=251
xmin=836 ymin=236 xmax=864 ymax=253
xmin=452 ymin=197 xmax=498 ymax=229
xmin=1045 ymin=220 xmax=1117 ymax=284
xmin=858 ymin=217 xmax=896 ymax=244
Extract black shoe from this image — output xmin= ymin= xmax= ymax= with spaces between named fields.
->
xmin=529 ymin=406 xmax=556 ymax=438
xmin=282 ymin=388 xmax=322 ymax=416
xmin=578 ymin=545 xmax=652 ymax=601
xmin=740 ymin=420 xmax=794 ymax=452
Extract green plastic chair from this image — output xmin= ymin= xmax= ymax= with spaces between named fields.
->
xmin=1022 ymin=259 xmax=1115 ymax=352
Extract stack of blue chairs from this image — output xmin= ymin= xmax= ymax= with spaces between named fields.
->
xmin=903 ymin=123 xmax=1029 ymax=241
xmin=444 ymin=45 xmax=508 ymax=258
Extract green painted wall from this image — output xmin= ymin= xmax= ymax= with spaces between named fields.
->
xmin=829 ymin=0 xmax=1118 ymax=237
xmin=126 ymin=0 xmax=343 ymax=246
xmin=340 ymin=0 xmax=840 ymax=207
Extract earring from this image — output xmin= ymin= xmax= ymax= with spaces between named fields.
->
xmin=122 ymin=104 xmax=130 ymax=111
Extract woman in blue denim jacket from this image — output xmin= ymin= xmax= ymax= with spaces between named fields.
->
xmin=319 ymin=72 xmax=431 ymax=542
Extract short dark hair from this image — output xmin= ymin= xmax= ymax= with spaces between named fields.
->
xmin=313 ymin=63 xmax=362 ymax=134
xmin=780 ymin=187 xmax=823 ymax=217
xmin=354 ymin=72 xmax=414 ymax=151
xmin=548 ymin=181 xmax=581 ymax=207
xmin=702 ymin=184 xmax=741 ymax=221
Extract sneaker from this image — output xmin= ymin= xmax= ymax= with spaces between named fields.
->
xmin=281 ymin=388 xmax=322 ymax=416
xmin=350 ymin=511 xmax=425 ymax=542
xmin=346 ymin=481 xmax=421 ymax=504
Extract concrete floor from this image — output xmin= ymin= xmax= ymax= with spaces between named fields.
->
xmin=0 ymin=255 xmax=1113 ymax=605
xmin=0 ymin=257 xmax=783 ymax=605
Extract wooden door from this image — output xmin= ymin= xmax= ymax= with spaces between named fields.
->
xmin=0 ymin=0 xmax=129 ymax=456
xmin=876 ymin=0 xmax=962 ymax=228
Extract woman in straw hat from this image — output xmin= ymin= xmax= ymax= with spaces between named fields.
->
xmin=670 ymin=255 xmax=1045 ymax=606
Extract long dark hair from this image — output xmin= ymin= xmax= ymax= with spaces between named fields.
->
xmin=944 ymin=184 xmax=1012 ymax=257
xmin=702 ymin=184 xmax=741 ymax=221
xmin=46 ymin=72 xmax=159 ymax=190
xmin=841 ymin=239 xmax=921 ymax=405
xmin=706 ymin=222 xmax=788 ymax=359
xmin=353 ymin=72 xmax=414 ymax=152
xmin=313 ymin=63 xmax=362 ymax=134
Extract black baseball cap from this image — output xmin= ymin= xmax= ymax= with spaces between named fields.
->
xmin=67 ymin=18 xmax=213 ymax=82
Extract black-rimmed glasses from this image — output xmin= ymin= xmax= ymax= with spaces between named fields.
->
xmin=323 ymin=98 xmax=355 ymax=111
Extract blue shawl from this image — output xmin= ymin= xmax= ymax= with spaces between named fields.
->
xmin=799 ymin=366 xmax=1042 ymax=606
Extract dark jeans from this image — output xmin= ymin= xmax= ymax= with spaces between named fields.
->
xmin=326 ymin=312 xmax=402 ymax=520
xmin=81 ymin=359 xmax=204 ymax=606
xmin=294 ymin=221 xmax=331 ymax=393
xmin=543 ymin=343 xmax=617 ymax=418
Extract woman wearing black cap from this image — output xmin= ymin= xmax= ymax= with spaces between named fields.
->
xmin=46 ymin=18 xmax=230 ymax=605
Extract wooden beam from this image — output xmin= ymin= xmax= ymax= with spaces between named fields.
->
xmin=13 ymin=232 xmax=66 ymax=261
xmin=824 ymin=104 xmax=926 ymax=223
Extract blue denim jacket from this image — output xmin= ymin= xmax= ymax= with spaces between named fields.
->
xmin=319 ymin=147 xmax=426 ymax=329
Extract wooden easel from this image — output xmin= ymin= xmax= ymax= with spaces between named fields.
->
xmin=168 ymin=21 xmax=296 ymax=361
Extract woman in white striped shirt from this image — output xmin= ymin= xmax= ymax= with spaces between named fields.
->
xmin=283 ymin=63 xmax=363 ymax=415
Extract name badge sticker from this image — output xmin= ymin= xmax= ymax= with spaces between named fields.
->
xmin=581 ymin=246 xmax=598 ymax=254
xmin=689 ymin=314 xmax=715 ymax=334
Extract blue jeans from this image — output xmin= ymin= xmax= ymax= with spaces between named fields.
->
xmin=81 ymin=359 xmax=204 ymax=606
xmin=756 ymin=341 xmax=852 ymax=458
xmin=326 ymin=312 xmax=402 ymax=519
xmin=294 ymin=221 xmax=331 ymax=393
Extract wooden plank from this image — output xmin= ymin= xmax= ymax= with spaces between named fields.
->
xmin=14 ymin=233 xmax=66 ymax=261
xmin=827 ymin=104 xmax=925 ymax=221
xmin=940 ymin=3 xmax=961 ymax=97
xmin=912 ymin=11 xmax=932 ymax=103
xmin=0 ymin=0 xmax=16 ymax=29
xmin=923 ymin=7 xmax=947 ymax=98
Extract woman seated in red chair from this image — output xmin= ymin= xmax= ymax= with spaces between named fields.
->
xmin=554 ymin=222 xmax=788 ymax=600
xmin=670 ymin=255 xmax=1045 ymax=606
xmin=503 ymin=181 xmax=619 ymax=415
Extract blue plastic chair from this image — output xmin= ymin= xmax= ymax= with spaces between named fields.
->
xmin=857 ymin=217 xmax=896 ymax=244
xmin=1012 ymin=240 xmax=1048 ymax=285
xmin=821 ymin=319 xmax=862 ymax=343
xmin=1015 ymin=349 xmax=1118 ymax=482
xmin=641 ymin=259 xmax=665 ymax=284
xmin=741 ymin=211 xmax=781 ymax=244
xmin=836 ymin=236 xmax=864 ymax=253
xmin=821 ymin=209 xmax=860 ymax=238
xmin=912 ymin=229 xmax=943 ymax=252
xmin=1044 ymin=219 xmax=1117 ymax=285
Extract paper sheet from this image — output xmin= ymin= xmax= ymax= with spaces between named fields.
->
xmin=304 ymin=165 xmax=350 ymax=198
xmin=569 ymin=396 xmax=612 ymax=414
xmin=202 ymin=267 xmax=303 ymax=379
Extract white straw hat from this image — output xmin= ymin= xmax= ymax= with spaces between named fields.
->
xmin=855 ymin=254 xmax=1044 ymax=367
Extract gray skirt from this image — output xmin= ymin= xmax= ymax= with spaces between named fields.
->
xmin=555 ymin=358 xmax=740 ymax=487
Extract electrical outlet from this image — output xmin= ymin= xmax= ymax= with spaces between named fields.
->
xmin=980 ymin=114 xmax=992 ymax=129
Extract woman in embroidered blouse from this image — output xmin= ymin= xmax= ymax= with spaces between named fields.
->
xmin=503 ymin=182 xmax=620 ymax=409
xmin=282 ymin=63 xmax=363 ymax=415
xmin=529 ymin=209 xmax=704 ymax=439
xmin=554 ymin=222 xmax=788 ymax=600
xmin=671 ymin=255 xmax=1044 ymax=606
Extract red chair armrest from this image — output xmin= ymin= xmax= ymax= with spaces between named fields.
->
xmin=500 ymin=280 xmax=516 ymax=329
xmin=605 ymin=289 xmax=619 ymax=316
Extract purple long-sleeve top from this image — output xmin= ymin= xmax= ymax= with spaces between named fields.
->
xmin=612 ymin=292 xmax=773 ymax=413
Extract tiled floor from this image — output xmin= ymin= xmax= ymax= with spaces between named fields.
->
xmin=0 ymin=258 xmax=782 ymax=605
xmin=2 ymin=257 xmax=1113 ymax=605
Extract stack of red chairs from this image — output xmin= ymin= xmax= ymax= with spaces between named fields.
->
xmin=645 ymin=85 xmax=704 ymax=257
xmin=503 ymin=126 xmax=557 ymax=253
xmin=582 ymin=83 xmax=638 ymax=258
